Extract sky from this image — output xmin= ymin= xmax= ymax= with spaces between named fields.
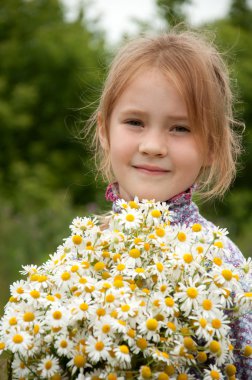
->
xmin=63 ymin=0 xmax=231 ymax=44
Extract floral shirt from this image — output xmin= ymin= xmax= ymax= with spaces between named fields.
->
xmin=105 ymin=183 xmax=252 ymax=379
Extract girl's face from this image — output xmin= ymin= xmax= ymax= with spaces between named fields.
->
xmin=99 ymin=68 xmax=206 ymax=201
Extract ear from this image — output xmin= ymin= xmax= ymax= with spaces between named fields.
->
xmin=98 ymin=112 xmax=109 ymax=150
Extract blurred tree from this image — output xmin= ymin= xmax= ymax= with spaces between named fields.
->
xmin=154 ymin=0 xmax=252 ymax=258
xmin=229 ymin=0 xmax=252 ymax=30
xmin=156 ymin=0 xmax=192 ymax=25
xmin=0 ymin=0 xmax=109 ymax=314
xmin=0 ymin=0 xmax=107 ymax=210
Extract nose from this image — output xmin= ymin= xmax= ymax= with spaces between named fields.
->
xmin=139 ymin=129 xmax=168 ymax=156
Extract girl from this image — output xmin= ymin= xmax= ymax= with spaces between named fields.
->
xmin=88 ymin=30 xmax=252 ymax=378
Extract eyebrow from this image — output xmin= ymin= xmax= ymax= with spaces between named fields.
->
xmin=120 ymin=108 xmax=188 ymax=120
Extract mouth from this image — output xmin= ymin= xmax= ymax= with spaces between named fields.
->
xmin=132 ymin=165 xmax=169 ymax=175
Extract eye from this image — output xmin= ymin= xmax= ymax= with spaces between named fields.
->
xmin=171 ymin=125 xmax=190 ymax=133
xmin=125 ymin=119 xmax=144 ymax=127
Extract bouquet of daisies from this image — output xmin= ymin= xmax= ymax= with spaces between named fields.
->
xmin=0 ymin=199 xmax=251 ymax=379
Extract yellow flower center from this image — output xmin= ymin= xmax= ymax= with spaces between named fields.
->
xmin=156 ymin=262 xmax=164 ymax=272
xmin=214 ymin=241 xmax=224 ymax=248
xmin=164 ymin=365 xmax=175 ymax=376
xmin=102 ymin=324 xmax=111 ymax=333
xmin=212 ymin=319 xmax=222 ymax=329
xmin=30 ymin=290 xmax=40 ymax=299
xmin=221 ymin=269 xmax=233 ymax=281
xmin=23 ymin=312 xmax=35 ymax=322
xmin=157 ymin=373 xmax=169 ymax=380
xmin=167 ymin=321 xmax=176 ymax=331
xmin=95 ymin=341 xmax=104 ymax=351
xmin=71 ymin=265 xmax=79 ymax=272
xmin=183 ymin=253 xmax=193 ymax=264
xmin=209 ymin=340 xmax=221 ymax=353
xmin=146 ymin=318 xmax=158 ymax=331
xmin=177 ymin=374 xmax=188 ymax=380
xmin=177 ymin=232 xmax=186 ymax=242
xmin=53 ymin=311 xmax=62 ymax=320
xmin=151 ymin=209 xmax=161 ymax=218
xmin=117 ymin=263 xmax=125 ymax=271
xmin=72 ymin=235 xmax=82 ymax=245
xmin=94 ymin=261 xmax=105 ymax=271
xmin=0 ymin=342 xmax=6 ymax=350
xmin=225 ymin=364 xmax=236 ymax=376
xmin=197 ymin=351 xmax=207 ymax=363
xmin=135 ymin=267 xmax=145 ymax=273
xmin=210 ymin=370 xmax=220 ymax=379
xmin=136 ymin=338 xmax=148 ymax=350
xmin=129 ymin=248 xmax=141 ymax=258
xmin=127 ymin=328 xmax=136 ymax=338
xmin=202 ymin=299 xmax=212 ymax=310
xmin=213 ymin=257 xmax=222 ymax=266
xmin=186 ymin=287 xmax=198 ymax=298
xmin=192 ymin=223 xmax=202 ymax=232
xmin=46 ymin=295 xmax=55 ymax=302
xmin=96 ymin=308 xmax=106 ymax=317
xmin=108 ymin=374 xmax=117 ymax=380
xmin=16 ymin=287 xmax=24 ymax=294
xmin=113 ymin=279 xmax=124 ymax=288
xmin=9 ymin=317 xmax=17 ymax=326
xmin=165 ymin=297 xmax=174 ymax=307
xmin=74 ymin=354 xmax=86 ymax=367
xmin=13 ymin=334 xmax=23 ymax=344
xmin=45 ymin=360 xmax=52 ymax=370
xmin=61 ymin=272 xmax=71 ymax=281
xmin=183 ymin=337 xmax=195 ymax=350
xmin=156 ymin=228 xmax=165 ymax=237
xmin=119 ymin=345 xmax=129 ymax=354
xmin=129 ymin=200 xmax=139 ymax=209
xmin=141 ymin=366 xmax=152 ymax=378
xmin=105 ymin=294 xmax=115 ymax=303
xmin=121 ymin=304 xmax=130 ymax=312
xmin=199 ymin=318 xmax=207 ymax=328
xmin=60 ymin=340 xmax=68 ymax=348
xmin=80 ymin=303 xmax=89 ymax=311
xmin=126 ymin=214 xmax=135 ymax=222
xmin=244 ymin=345 xmax=252 ymax=357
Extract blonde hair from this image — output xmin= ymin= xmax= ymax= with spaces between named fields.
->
xmin=87 ymin=29 xmax=243 ymax=200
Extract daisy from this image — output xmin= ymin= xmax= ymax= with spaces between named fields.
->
xmin=68 ymin=295 xmax=93 ymax=323
xmin=116 ymin=208 xmax=143 ymax=230
xmin=208 ymin=310 xmax=230 ymax=339
xmin=241 ymin=257 xmax=252 ymax=276
xmin=117 ymin=298 xmax=140 ymax=320
xmin=138 ymin=316 xmax=161 ymax=342
xmin=114 ymin=344 xmax=131 ymax=369
xmin=70 ymin=216 xmax=97 ymax=235
xmin=198 ymin=294 xmax=222 ymax=319
xmin=86 ymin=335 xmax=111 ymax=363
xmin=161 ymin=295 xmax=179 ymax=317
xmin=203 ymin=364 xmax=223 ymax=380
xmin=11 ymin=356 xmax=30 ymax=378
xmin=174 ymin=277 xmax=206 ymax=316
xmin=46 ymin=304 xmax=70 ymax=328
xmin=55 ymin=334 xmax=75 ymax=357
xmin=190 ymin=315 xmax=212 ymax=341
xmin=37 ymin=354 xmax=60 ymax=378
xmin=9 ymin=280 xmax=28 ymax=301
xmin=20 ymin=264 xmax=38 ymax=276
xmin=93 ymin=315 xmax=115 ymax=339
xmin=6 ymin=329 xmax=32 ymax=353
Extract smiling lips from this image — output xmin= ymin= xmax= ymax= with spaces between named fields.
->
xmin=133 ymin=165 xmax=169 ymax=175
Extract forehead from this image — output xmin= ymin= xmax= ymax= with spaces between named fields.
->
xmin=113 ymin=67 xmax=187 ymax=114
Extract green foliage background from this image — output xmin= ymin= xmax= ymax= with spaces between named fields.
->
xmin=0 ymin=0 xmax=252 ymax=316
